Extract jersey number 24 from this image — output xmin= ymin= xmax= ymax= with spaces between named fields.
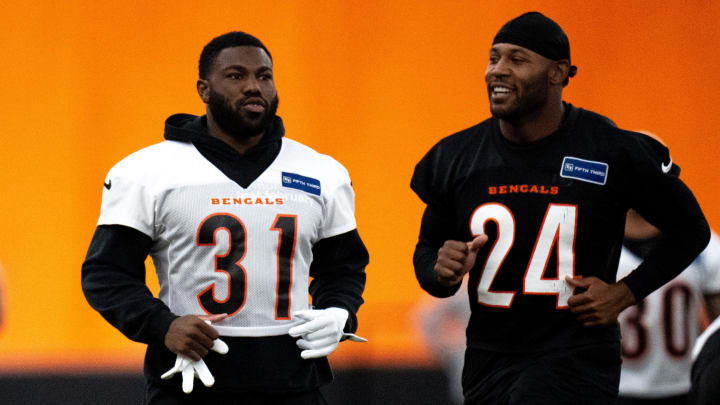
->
xmin=470 ymin=203 xmax=576 ymax=309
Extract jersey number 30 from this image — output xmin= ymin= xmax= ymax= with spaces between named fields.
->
xmin=196 ymin=213 xmax=296 ymax=319
xmin=470 ymin=203 xmax=576 ymax=309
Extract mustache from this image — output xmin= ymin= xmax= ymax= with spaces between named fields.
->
xmin=237 ymin=96 xmax=268 ymax=108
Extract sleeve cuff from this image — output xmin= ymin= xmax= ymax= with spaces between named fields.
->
xmin=144 ymin=309 xmax=179 ymax=344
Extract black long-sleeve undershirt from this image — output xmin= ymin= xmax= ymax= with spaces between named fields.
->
xmin=309 ymin=229 xmax=368 ymax=333
xmin=413 ymin=204 xmax=463 ymax=298
xmin=81 ymin=225 xmax=176 ymax=344
xmin=619 ymin=175 xmax=710 ymax=301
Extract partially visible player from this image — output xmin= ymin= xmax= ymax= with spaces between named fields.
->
xmin=82 ymin=31 xmax=368 ymax=405
xmin=616 ymin=209 xmax=720 ymax=404
xmin=415 ymin=280 xmax=470 ymax=405
xmin=688 ymin=316 xmax=720 ymax=404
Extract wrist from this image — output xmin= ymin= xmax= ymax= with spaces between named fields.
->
xmin=159 ymin=312 xmax=180 ymax=345
xmin=434 ymin=268 xmax=461 ymax=287
xmin=615 ymin=281 xmax=637 ymax=309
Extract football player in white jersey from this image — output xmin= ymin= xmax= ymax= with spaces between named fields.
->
xmin=616 ymin=209 xmax=720 ymax=404
xmin=82 ymin=31 xmax=368 ymax=405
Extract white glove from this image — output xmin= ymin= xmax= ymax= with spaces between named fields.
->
xmin=288 ymin=307 xmax=367 ymax=360
xmin=160 ymin=338 xmax=229 ymax=394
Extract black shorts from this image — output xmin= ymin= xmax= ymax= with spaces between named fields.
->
xmin=144 ymin=378 xmax=328 ymax=405
xmin=462 ymin=343 xmax=621 ymax=405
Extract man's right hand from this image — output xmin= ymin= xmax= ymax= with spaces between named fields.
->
xmin=434 ymin=235 xmax=488 ymax=286
xmin=164 ymin=313 xmax=227 ymax=361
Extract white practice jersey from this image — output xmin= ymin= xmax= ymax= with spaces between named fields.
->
xmin=98 ymin=138 xmax=357 ymax=337
xmin=617 ymin=232 xmax=720 ymax=397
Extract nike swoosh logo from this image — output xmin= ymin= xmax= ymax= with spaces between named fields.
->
xmin=661 ymin=158 xmax=672 ymax=174
xmin=104 ymin=180 xmax=112 ymax=190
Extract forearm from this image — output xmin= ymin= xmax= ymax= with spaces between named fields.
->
xmin=81 ymin=225 xmax=177 ymax=344
xmin=622 ymin=178 xmax=710 ymax=301
xmin=622 ymin=229 xmax=709 ymax=301
xmin=309 ymin=274 xmax=365 ymax=333
xmin=309 ymin=229 xmax=368 ymax=333
xmin=414 ymin=242 xmax=462 ymax=297
xmin=413 ymin=204 xmax=463 ymax=298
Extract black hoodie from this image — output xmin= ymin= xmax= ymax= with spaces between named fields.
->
xmin=164 ymin=113 xmax=284 ymax=188
xmin=81 ymin=114 xmax=368 ymax=393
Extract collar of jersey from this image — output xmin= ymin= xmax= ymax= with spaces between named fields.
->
xmin=165 ymin=114 xmax=285 ymax=188
xmin=493 ymin=102 xmax=579 ymax=151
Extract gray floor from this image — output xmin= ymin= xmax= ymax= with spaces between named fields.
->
xmin=0 ymin=368 xmax=452 ymax=405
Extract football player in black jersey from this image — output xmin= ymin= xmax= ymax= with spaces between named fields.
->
xmin=411 ymin=12 xmax=710 ymax=404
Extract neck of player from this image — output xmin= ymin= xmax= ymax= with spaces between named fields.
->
xmin=206 ymin=117 xmax=265 ymax=155
xmin=499 ymin=99 xmax=565 ymax=144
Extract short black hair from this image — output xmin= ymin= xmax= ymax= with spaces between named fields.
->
xmin=198 ymin=31 xmax=272 ymax=79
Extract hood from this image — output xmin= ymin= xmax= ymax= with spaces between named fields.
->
xmin=161 ymin=113 xmax=286 ymax=188
xmin=163 ymin=113 xmax=285 ymax=154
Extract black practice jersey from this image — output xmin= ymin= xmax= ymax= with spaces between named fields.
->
xmin=411 ymin=103 xmax=709 ymax=352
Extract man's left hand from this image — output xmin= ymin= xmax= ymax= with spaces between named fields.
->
xmin=565 ymin=276 xmax=636 ymax=327
xmin=289 ymin=307 xmax=362 ymax=359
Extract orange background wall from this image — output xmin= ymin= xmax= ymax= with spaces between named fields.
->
xmin=1 ymin=1 xmax=719 ymax=371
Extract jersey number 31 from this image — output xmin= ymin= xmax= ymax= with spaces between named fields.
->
xmin=196 ymin=213 xmax=296 ymax=320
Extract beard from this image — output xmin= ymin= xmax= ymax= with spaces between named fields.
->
xmin=207 ymin=88 xmax=279 ymax=139
xmin=489 ymin=73 xmax=549 ymax=123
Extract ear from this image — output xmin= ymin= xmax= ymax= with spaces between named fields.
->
xmin=197 ymin=79 xmax=210 ymax=104
xmin=549 ymin=60 xmax=571 ymax=86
